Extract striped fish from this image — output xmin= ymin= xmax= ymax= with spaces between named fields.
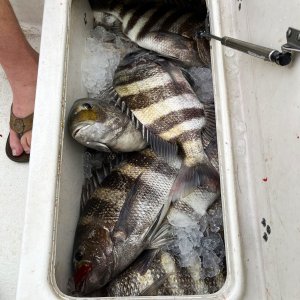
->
xmin=68 ymin=148 xmax=180 ymax=296
xmin=106 ymin=248 xmax=225 ymax=296
xmin=113 ymin=51 xmax=218 ymax=201
xmin=89 ymin=0 xmax=210 ymax=67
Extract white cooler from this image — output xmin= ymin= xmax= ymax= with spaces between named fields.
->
xmin=16 ymin=0 xmax=300 ymax=299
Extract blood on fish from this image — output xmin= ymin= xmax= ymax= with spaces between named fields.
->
xmin=74 ymin=263 xmax=92 ymax=289
xmin=262 ymin=177 xmax=268 ymax=182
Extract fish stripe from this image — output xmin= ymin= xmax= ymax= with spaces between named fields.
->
xmin=117 ymin=81 xmax=194 ymax=111
xmin=160 ymin=10 xmax=184 ymax=32
xmin=114 ymin=62 xmax=159 ymax=86
xmin=171 ymin=129 xmax=203 ymax=144
xmin=181 ymin=139 xmax=205 ymax=166
xmin=123 ymin=4 xmax=154 ymax=36
xmin=172 ymin=199 xmax=202 ymax=220
xmin=132 ymin=94 xmax=202 ymax=125
xmin=158 ymin=118 xmax=206 ymax=141
xmin=127 ymin=9 xmax=159 ymax=41
xmin=178 ymin=14 xmax=198 ymax=36
xmin=136 ymin=6 xmax=172 ymax=40
xmin=149 ymin=108 xmax=205 ymax=134
xmin=99 ymin=170 xmax=133 ymax=192
xmin=115 ymin=72 xmax=174 ymax=97
xmin=167 ymin=13 xmax=192 ymax=34
xmin=122 ymin=10 xmax=136 ymax=32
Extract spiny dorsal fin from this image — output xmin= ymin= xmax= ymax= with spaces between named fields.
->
xmin=202 ymin=103 xmax=217 ymax=148
xmin=80 ymin=150 xmax=127 ymax=212
xmin=109 ymin=87 xmax=178 ymax=161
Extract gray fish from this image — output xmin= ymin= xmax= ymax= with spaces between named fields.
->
xmin=106 ymin=247 xmax=225 ymax=296
xmin=105 ymin=168 xmax=222 ymax=296
xmin=68 ymin=148 xmax=179 ymax=295
xmin=113 ymin=51 xmax=218 ymax=201
xmin=89 ymin=0 xmax=210 ymax=67
xmin=68 ymin=97 xmax=147 ymax=152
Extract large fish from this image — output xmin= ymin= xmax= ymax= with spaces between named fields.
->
xmin=68 ymin=97 xmax=147 ymax=152
xmin=104 ymin=157 xmax=221 ymax=296
xmin=113 ymin=50 xmax=218 ymax=201
xmin=68 ymin=148 xmax=180 ymax=295
xmin=89 ymin=0 xmax=210 ymax=67
xmin=106 ymin=249 xmax=225 ymax=296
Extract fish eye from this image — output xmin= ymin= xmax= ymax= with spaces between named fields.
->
xmin=82 ymin=102 xmax=93 ymax=110
xmin=74 ymin=250 xmax=84 ymax=261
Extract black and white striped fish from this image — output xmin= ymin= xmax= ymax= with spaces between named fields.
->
xmin=113 ymin=50 xmax=218 ymax=201
xmin=106 ymin=249 xmax=226 ymax=296
xmin=68 ymin=148 xmax=180 ymax=296
xmin=89 ymin=0 xmax=210 ymax=67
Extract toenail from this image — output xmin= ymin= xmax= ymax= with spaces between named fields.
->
xmin=12 ymin=149 xmax=17 ymax=156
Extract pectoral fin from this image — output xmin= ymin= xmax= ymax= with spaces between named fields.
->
xmin=112 ymin=172 xmax=143 ymax=242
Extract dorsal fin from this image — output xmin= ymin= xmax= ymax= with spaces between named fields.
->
xmin=108 ymin=87 xmax=178 ymax=162
xmin=202 ymin=103 xmax=217 ymax=148
xmin=80 ymin=150 xmax=127 ymax=212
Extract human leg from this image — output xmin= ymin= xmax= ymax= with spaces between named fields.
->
xmin=0 ymin=0 xmax=38 ymax=158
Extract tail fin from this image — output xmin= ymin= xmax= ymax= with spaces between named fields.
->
xmin=169 ymin=161 xmax=219 ymax=203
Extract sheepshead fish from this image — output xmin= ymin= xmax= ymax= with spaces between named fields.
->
xmin=89 ymin=0 xmax=210 ymax=67
xmin=113 ymin=51 xmax=218 ymax=201
xmin=167 ymin=180 xmax=220 ymax=227
xmin=105 ymin=157 xmax=221 ymax=296
xmin=106 ymin=248 xmax=225 ymax=296
xmin=68 ymin=148 xmax=180 ymax=295
xmin=68 ymin=97 xmax=147 ymax=152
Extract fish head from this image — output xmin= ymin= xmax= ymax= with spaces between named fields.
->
xmin=68 ymin=98 xmax=128 ymax=152
xmin=69 ymin=225 xmax=115 ymax=295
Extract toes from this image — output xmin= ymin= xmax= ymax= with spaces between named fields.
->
xmin=20 ymin=131 xmax=32 ymax=154
xmin=9 ymin=129 xmax=23 ymax=156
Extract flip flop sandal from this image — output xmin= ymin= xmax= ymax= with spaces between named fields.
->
xmin=5 ymin=107 xmax=34 ymax=163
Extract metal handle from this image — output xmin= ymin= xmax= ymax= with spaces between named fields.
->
xmin=198 ymin=31 xmax=292 ymax=66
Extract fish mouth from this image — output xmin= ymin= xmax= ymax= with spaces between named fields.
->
xmin=70 ymin=260 xmax=93 ymax=294
xmin=72 ymin=124 xmax=91 ymax=138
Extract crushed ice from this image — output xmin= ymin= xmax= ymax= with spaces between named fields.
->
xmin=168 ymin=201 xmax=225 ymax=279
xmin=82 ymin=26 xmax=138 ymax=98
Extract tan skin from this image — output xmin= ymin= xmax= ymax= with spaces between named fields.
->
xmin=0 ymin=0 xmax=38 ymax=156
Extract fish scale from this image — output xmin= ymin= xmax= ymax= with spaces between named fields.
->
xmin=69 ymin=148 xmax=180 ymax=295
xmin=89 ymin=0 xmax=210 ymax=66
xmin=114 ymin=51 xmax=218 ymax=202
